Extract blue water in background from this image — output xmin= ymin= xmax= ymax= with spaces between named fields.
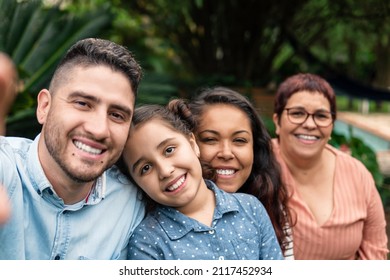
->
xmin=334 ymin=120 xmax=390 ymax=152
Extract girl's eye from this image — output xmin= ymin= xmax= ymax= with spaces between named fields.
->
xmin=165 ymin=146 xmax=175 ymax=156
xmin=140 ymin=164 xmax=151 ymax=175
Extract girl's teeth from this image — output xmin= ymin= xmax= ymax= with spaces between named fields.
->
xmin=167 ymin=176 xmax=185 ymax=191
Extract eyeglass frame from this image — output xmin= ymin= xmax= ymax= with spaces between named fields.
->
xmin=284 ymin=107 xmax=335 ymax=127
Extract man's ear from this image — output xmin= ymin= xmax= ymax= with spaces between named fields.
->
xmin=188 ymin=133 xmax=200 ymax=157
xmin=36 ymin=89 xmax=51 ymax=125
xmin=272 ymin=113 xmax=280 ymax=136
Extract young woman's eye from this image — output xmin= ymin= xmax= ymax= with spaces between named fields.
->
xmin=199 ymin=137 xmax=217 ymax=144
xmin=165 ymin=146 xmax=175 ymax=156
xmin=234 ymin=137 xmax=248 ymax=143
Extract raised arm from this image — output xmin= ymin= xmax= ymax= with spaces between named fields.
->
xmin=0 ymin=184 xmax=10 ymax=225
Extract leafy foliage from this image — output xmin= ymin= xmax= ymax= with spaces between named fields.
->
xmin=329 ymin=131 xmax=390 ymax=207
xmin=0 ymin=0 xmax=114 ymax=138
xmin=329 ymin=132 xmax=384 ymax=187
xmin=113 ymin=0 xmax=390 ymax=91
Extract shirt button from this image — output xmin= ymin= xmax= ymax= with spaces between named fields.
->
xmin=218 ymin=256 xmax=224 ymax=260
xmin=208 ymin=230 xmax=215 ymax=234
xmin=54 ymin=255 xmax=60 ymax=260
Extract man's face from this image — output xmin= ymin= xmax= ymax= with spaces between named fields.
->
xmin=37 ymin=65 xmax=135 ymax=184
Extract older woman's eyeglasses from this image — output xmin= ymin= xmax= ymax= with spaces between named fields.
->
xmin=285 ymin=107 xmax=334 ymax=127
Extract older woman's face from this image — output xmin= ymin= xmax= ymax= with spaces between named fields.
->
xmin=195 ymin=104 xmax=254 ymax=193
xmin=273 ymin=90 xmax=333 ymax=161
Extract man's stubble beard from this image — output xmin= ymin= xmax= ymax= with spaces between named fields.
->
xmin=43 ymin=117 xmax=110 ymax=183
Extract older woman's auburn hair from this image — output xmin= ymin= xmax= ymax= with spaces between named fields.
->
xmin=274 ymin=73 xmax=337 ymax=122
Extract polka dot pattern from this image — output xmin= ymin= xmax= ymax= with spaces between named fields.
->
xmin=128 ymin=180 xmax=283 ymax=260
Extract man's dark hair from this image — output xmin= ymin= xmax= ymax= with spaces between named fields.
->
xmin=49 ymin=38 xmax=143 ymax=96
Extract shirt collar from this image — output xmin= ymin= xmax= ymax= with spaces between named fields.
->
xmin=27 ymin=134 xmax=52 ymax=195
xmin=84 ymin=173 xmax=105 ymax=205
xmin=27 ymin=133 xmax=106 ymax=206
xmin=154 ymin=179 xmax=240 ymax=240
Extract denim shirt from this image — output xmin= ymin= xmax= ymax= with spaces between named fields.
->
xmin=128 ymin=180 xmax=283 ymax=260
xmin=0 ymin=135 xmax=145 ymax=260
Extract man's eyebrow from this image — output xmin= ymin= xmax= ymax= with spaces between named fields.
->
xmin=67 ymin=91 xmax=99 ymax=102
xmin=110 ymin=104 xmax=132 ymax=117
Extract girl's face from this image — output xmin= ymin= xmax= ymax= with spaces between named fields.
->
xmin=273 ymin=90 xmax=333 ymax=162
xmin=195 ymin=104 xmax=254 ymax=193
xmin=123 ymin=119 xmax=205 ymax=210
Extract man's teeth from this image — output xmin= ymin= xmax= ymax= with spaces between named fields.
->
xmin=216 ymin=169 xmax=235 ymax=175
xmin=74 ymin=141 xmax=102 ymax=155
xmin=167 ymin=176 xmax=185 ymax=191
xmin=297 ymin=135 xmax=318 ymax=140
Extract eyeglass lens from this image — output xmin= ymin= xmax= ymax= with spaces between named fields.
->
xmin=286 ymin=108 xmax=332 ymax=127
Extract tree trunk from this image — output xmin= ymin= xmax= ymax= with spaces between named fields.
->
xmin=373 ymin=38 xmax=390 ymax=89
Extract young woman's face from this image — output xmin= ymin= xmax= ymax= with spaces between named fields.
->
xmin=195 ymin=104 xmax=254 ymax=193
xmin=123 ymin=119 xmax=204 ymax=209
xmin=273 ymin=90 xmax=333 ymax=161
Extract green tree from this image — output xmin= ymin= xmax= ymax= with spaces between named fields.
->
xmin=0 ymin=0 xmax=114 ymax=138
xmin=285 ymin=0 xmax=390 ymax=88
xmin=116 ymin=0 xmax=390 ymax=90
